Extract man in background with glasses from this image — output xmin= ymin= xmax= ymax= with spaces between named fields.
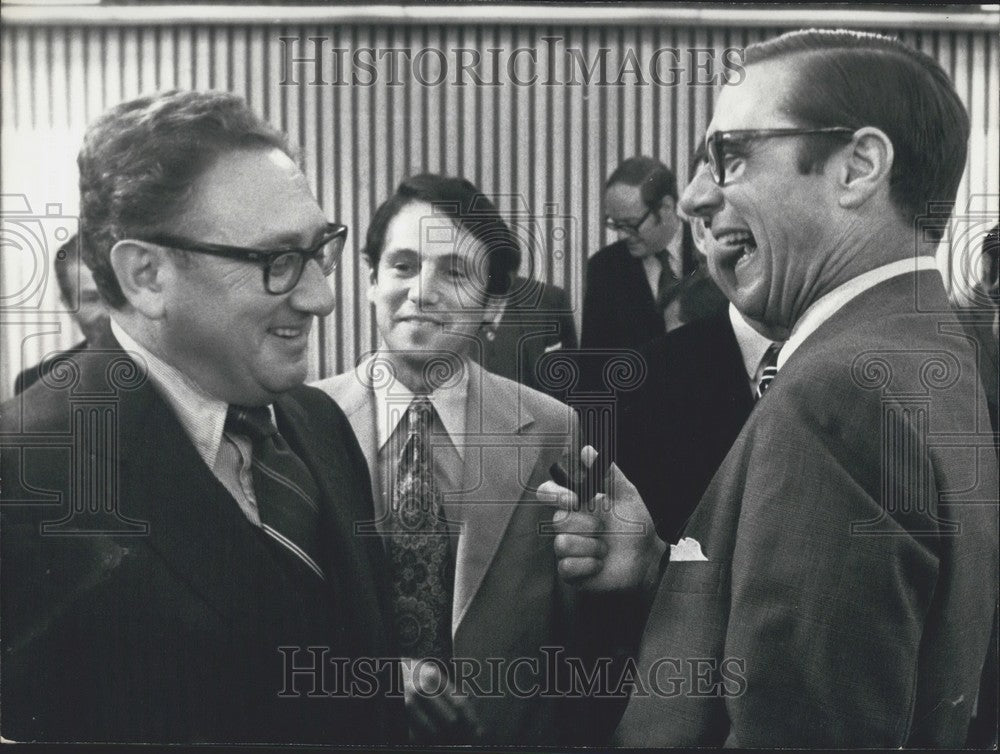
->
xmin=0 ymin=90 xmax=404 ymax=744
xmin=547 ymin=29 xmax=997 ymax=747
xmin=580 ymin=155 xmax=725 ymax=350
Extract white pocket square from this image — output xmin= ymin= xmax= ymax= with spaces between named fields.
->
xmin=669 ymin=536 xmax=708 ymax=562
xmin=543 ymin=342 xmax=563 ymax=353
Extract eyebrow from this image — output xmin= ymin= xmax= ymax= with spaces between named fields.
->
xmin=252 ymin=224 xmax=328 ymax=250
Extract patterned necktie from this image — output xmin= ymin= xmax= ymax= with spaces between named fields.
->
xmin=225 ymin=405 xmax=325 ymax=581
xmin=385 ymin=397 xmax=454 ymax=660
xmin=754 ymin=342 xmax=783 ymax=400
xmin=655 ymin=249 xmax=680 ymax=310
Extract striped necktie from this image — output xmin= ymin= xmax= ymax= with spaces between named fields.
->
xmin=754 ymin=342 xmax=783 ymax=400
xmin=225 ymin=405 xmax=325 ymax=581
xmin=385 ymin=397 xmax=454 ymax=660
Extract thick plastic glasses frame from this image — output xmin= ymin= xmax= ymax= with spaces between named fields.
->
xmin=706 ymin=127 xmax=855 ymax=186
xmin=604 ymin=206 xmax=653 ymax=234
xmin=142 ymin=222 xmax=348 ymax=294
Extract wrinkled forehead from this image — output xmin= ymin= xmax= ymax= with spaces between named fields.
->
xmin=706 ymin=59 xmax=802 ymax=136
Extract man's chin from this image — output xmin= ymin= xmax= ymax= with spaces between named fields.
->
xmin=258 ymin=363 xmax=308 ymax=398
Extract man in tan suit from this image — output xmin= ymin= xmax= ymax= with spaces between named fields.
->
xmin=315 ymin=174 xmax=580 ymax=744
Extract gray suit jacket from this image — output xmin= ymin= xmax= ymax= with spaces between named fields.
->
xmin=314 ymin=358 xmax=580 ymax=744
xmin=615 ymin=271 xmax=999 ymax=747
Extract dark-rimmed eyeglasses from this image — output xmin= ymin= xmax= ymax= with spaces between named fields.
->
xmin=604 ymin=207 xmax=654 ymax=235
xmin=706 ymin=127 xmax=855 ymax=186
xmin=142 ymin=222 xmax=348 ymax=295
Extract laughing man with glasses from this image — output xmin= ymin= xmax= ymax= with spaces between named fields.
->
xmin=548 ymin=29 xmax=997 ymax=748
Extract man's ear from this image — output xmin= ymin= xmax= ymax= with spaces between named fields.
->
xmin=838 ymin=127 xmax=894 ymax=210
xmin=109 ymin=240 xmax=174 ymax=319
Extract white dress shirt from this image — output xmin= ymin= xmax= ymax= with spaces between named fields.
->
xmin=641 ymin=222 xmax=685 ymax=297
xmin=111 ymin=318 xmax=264 ymax=525
xmin=727 ymin=303 xmax=778 ymax=393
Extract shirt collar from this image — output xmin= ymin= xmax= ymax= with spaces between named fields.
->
xmin=665 ymin=223 xmax=684 ymax=276
xmin=727 ymin=303 xmax=778 ymax=382
xmin=372 ymin=352 xmax=469 ymax=458
xmin=777 ymin=256 xmax=939 ymax=370
xmin=110 ymin=318 xmax=231 ymax=470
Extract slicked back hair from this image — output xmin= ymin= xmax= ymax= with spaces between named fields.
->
xmin=78 ymin=90 xmax=292 ymax=308
xmin=745 ymin=29 xmax=969 ymax=242
xmin=363 ymin=173 xmax=520 ymax=298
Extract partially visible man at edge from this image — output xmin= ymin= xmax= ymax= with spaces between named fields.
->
xmin=14 ymin=232 xmax=111 ymax=395
xmin=0 ymin=90 xmax=405 ymax=744
xmin=546 ymin=29 xmax=998 ymax=748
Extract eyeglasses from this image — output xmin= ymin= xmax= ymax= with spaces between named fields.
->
xmin=705 ymin=127 xmax=855 ymax=186
xmin=604 ymin=207 xmax=654 ymax=234
xmin=142 ymin=222 xmax=348 ymax=295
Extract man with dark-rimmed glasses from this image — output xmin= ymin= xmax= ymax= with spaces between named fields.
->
xmin=580 ymin=155 xmax=726 ymax=350
xmin=547 ymin=29 xmax=997 ymax=747
xmin=0 ymin=90 xmax=405 ymax=745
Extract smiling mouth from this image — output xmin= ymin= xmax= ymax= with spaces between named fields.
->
xmin=714 ymin=230 xmax=758 ymax=269
xmin=269 ymin=325 xmax=309 ymax=340
xmin=398 ymin=316 xmax=443 ymax=326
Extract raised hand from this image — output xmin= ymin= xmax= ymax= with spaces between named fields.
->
xmin=540 ymin=445 xmax=666 ymax=593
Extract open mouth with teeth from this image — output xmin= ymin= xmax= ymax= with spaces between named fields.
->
xmin=270 ymin=326 xmax=307 ymax=340
xmin=714 ymin=230 xmax=758 ymax=268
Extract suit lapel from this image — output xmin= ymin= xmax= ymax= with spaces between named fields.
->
xmin=275 ymin=390 xmax=390 ymax=653
xmin=332 ymin=361 xmax=381 ymax=495
xmin=451 ymin=363 xmax=537 ymax=633
xmin=617 ymin=243 xmax=662 ymax=334
xmin=110 ymin=358 xmax=279 ymax=626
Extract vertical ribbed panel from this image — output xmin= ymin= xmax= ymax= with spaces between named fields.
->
xmin=2 ymin=23 xmax=998 ymax=398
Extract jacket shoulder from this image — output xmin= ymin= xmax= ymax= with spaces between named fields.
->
xmin=586 ymin=240 xmax=628 ymax=273
xmin=484 ymin=369 xmax=576 ymax=432
xmin=311 ymin=370 xmax=362 ymax=404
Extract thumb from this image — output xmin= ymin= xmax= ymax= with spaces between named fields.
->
xmin=603 ymin=461 xmax=640 ymax=503
xmin=580 ymin=444 xmax=599 ymax=468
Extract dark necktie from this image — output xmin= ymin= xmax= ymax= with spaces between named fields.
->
xmin=225 ymin=405 xmax=325 ymax=581
xmin=754 ymin=342 xmax=783 ymax=400
xmin=655 ymin=249 xmax=680 ymax=310
xmin=385 ymin=397 xmax=454 ymax=660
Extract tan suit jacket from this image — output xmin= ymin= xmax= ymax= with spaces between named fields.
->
xmin=314 ymin=358 xmax=580 ymax=744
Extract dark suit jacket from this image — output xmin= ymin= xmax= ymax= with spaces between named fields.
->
xmin=580 ymin=225 xmax=727 ymax=350
xmin=616 ymin=271 xmax=999 ymax=747
xmin=478 ymin=277 xmax=578 ymax=398
xmin=14 ymin=340 xmax=88 ymax=395
xmin=0 ymin=345 xmax=405 ymax=744
xmin=611 ymin=310 xmax=755 ymax=542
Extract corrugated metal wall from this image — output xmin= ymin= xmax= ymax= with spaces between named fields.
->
xmin=2 ymin=16 xmax=998 ymax=399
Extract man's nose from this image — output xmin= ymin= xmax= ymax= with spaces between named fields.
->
xmin=289 ymin=258 xmax=335 ymax=316
xmin=679 ymin=168 xmax=723 ymax=221
xmin=407 ymin=267 xmax=443 ymax=306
